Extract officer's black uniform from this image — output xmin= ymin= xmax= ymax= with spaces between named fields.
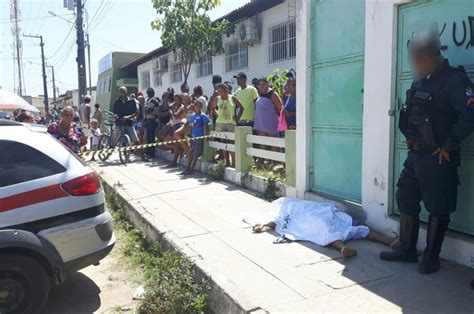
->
xmin=381 ymin=59 xmax=474 ymax=274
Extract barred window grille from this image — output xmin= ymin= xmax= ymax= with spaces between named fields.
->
xmin=268 ymin=20 xmax=296 ymax=64
xmin=105 ymin=76 xmax=111 ymax=93
xmin=225 ymin=42 xmax=248 ymax=72
xmin=140 ymin=70 xmax=150 ymax=90
xmin=153 ymin=61 xmax=163 ymax=87
xmin=170 ymin=62 xmax=183 ymax=83
xmin=196 ymin=53 xmax=213 ymax=78
xmin=97 ymin=78 xmax=103 ymax=95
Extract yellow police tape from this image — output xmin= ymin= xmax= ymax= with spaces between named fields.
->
xmin=80 ymin=134 xmax=218 ymax=158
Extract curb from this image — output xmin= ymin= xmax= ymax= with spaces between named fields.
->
xmin=102 ymin=181 xmax=265 ymax=314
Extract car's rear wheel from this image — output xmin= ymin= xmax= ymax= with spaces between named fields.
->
xmin=98 ymin=134 xmax=111 ymax=162
xmin=119 ymin=134 xmax=131 ymax=164
xmin=0 ymin=253 xmax=50 ymax=314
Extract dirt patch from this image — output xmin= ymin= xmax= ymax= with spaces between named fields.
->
xmin=43 ymin=242 xmax=139 ymax=313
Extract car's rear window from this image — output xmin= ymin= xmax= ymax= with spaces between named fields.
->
xmin=0 ymin=140 xmax=66 ymax=188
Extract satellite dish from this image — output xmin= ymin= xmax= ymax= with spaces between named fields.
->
xmin=239 ymin=24 xmax=247 ymax=41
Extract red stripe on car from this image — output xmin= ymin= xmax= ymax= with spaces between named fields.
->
xmin=0 ymin=184 xmax=68 ymax=212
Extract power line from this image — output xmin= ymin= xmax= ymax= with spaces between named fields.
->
xmin=47 ymin=23 xmax=75 ymax=59
xmin=89 ymin=33 xmax=130 ymax=52
xmin=0 ymin=14 xmax=73 ymax=23
xmin=88 ymin=0 xmax=116 ymax=32
xmin=86 ymin=0 xmax=105 ymax=31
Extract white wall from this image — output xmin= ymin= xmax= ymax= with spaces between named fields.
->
xmin=295 ymin=0 xmax=310 ymax=198
xmin=363 ymin=0 xmax=402 ymax=235
xmin=136 ymin=0 xmax=296 ymax=98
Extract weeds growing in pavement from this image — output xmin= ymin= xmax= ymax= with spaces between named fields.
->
xmin=250 ymin=164 xmax=286 ymax=184
xmin=106 ymin=189 xmax=210 ymax=314
xmin=206 ymin=160 xmax=226 ymax=180
xmin=262 ymin=176 xmax=280 ymax=202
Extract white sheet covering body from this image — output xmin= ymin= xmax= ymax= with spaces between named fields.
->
xmin=269 ymin=198 xmax=369 ymax=246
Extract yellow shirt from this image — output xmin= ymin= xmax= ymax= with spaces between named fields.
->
xmin=216 ymin=97 xmax=236 ymax=125
xmin=235 ymin=85 xmax=258 ymax=121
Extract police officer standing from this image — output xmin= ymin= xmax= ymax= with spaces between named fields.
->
xmin=380 ymin=26 xmax=474 ymax=274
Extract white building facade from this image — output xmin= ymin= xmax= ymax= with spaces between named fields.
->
xmin=296 ymin=0 xmax=474 ymax=267
xmin=127 ymin=0 xmax=297 ymax=97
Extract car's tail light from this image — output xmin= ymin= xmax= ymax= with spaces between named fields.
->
xmin=61 ymin=172 xmax=102 ymax=196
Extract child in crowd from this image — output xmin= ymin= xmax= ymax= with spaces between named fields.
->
xmin=181 ymin=99 xmax=209 ymax=175
xmin=90 ymin=118 xmax=101 ymax=161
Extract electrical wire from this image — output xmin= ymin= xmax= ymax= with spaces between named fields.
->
xmin=86 ymin=0 xmax=105 ymax=31
xmin=47 ymin=23 xmax=75 ymax=59
xmin=89 ymin=33 xmax=130 ymax=52
xmin=88 ymin=0 xmax=116 ymax=32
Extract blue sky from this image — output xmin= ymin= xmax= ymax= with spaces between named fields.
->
xmin=0 ymin=0 xmax=249 ymax=96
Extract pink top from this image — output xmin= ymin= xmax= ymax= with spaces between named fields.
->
xmin=47 ymin=122 xmax=83 ymax=153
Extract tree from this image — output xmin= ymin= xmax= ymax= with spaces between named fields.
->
xmin=151 ymin=0 xmax=231 ymax=85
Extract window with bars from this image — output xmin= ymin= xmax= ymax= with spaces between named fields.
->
xmin=225 ymin=42 xmax=248 ymax=72
xmin=97 ymin=78 xmax=103 ymax=95
xmin=268 ymin=20 xmax=296 ymax=64
xmin=105 ymin=76 xmax=111 ymax=93
xmin=152 ymin=67 xmax=163 ymax=87
xmin=196 ymin=53 xmax=213 ymax=78
xmin=97 ymin=77 xmax=111 ymax=95
xmin=140 ymin=70 xmax=150 ymax=90
xmin=170 ymin=62 xmax=183 ymax=83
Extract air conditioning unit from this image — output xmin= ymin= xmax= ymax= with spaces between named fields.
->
xmin=238 ymin=17 xmax=260 ymax=45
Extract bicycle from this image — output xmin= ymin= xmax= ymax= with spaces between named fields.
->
xmin=97 ymin=119 xmax=132 ymax=164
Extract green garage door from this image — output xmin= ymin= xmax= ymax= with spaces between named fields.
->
xmin=310 ymin=0 xmax=365 ymax=203
xmin=394 ymin=0 xmax=474 ymax=235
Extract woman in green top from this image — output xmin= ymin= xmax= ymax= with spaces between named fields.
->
xmin=210 ymin=83 xmax=244 ymax=167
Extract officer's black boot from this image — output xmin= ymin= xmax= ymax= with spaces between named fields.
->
xmin=380 ymin=213 xmax=419 ymax=262
xmin=418 ymin=215 xmax=450 ymax=274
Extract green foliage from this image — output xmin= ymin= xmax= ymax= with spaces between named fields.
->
xmin=207 ymin=160 xmax=226 ymax=180
xmin=106 ymin=189 xmax=210 ymax=314
xmin=267 ymin=69 xmax=289 ymax=97
xmin=250 ymin=164 xmax=286 ymax=184
xmin=151 ymin=0 xmax=231 ymax=84
xmin=262 ymin=176 xmax=280 ymax=202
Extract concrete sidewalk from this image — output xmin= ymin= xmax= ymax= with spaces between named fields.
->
xmin=92 ymin=157 xmax=474 ymax=313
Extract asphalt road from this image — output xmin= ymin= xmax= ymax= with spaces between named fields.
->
xmin=42 ymin=240 xmax=139 ymax=313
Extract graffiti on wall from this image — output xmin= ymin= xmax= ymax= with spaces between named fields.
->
xmin=439 ymin=16 xmax=474 ymax=50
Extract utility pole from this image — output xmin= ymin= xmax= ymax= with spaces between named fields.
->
xmin=76 ymin=0 xmax=87 ymax=100
xmin=11 ymin=0 xmax=23 ymax=95
xmin=24 ymin=34 xmax=48 ymax=113
xmin=47 ymin=65 xmax=57 ymax=103
xmin=86 ymin=33 xmax=92 ymax=95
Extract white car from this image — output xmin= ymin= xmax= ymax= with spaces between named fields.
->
xmin=0 ymin=120 xmax=115 ymax=313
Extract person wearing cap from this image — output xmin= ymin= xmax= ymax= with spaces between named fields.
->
xmin=234 ymin=72 xmax=259 ymax=127
xmin=380 ymin=25 xmax=474 ymax=274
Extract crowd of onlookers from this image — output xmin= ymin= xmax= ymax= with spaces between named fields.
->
xmin=9 ymin=70 xmax=296 ymax=174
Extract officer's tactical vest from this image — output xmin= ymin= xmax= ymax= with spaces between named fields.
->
xmin=399 ymin=63 xmax=466 ymax=153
